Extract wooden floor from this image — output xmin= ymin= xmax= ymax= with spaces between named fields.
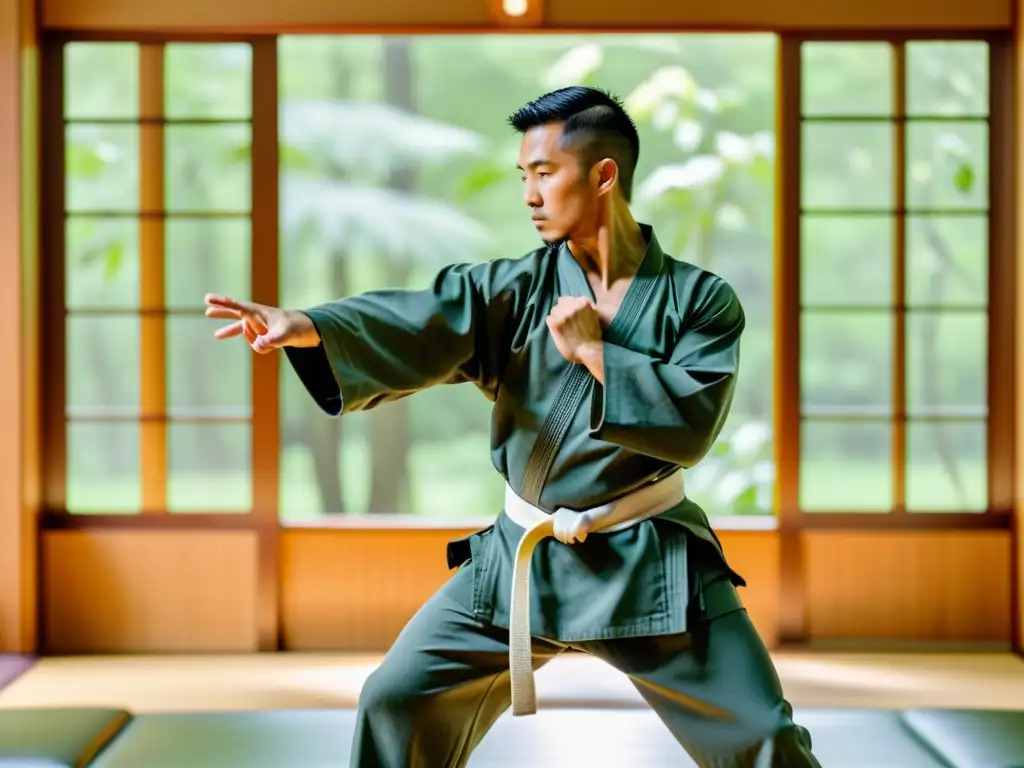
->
xmin=1 ymin=651 xmax=1023 ymax=713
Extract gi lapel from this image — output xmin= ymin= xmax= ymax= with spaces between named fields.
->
xmin=518 ymin=227 xmax=665 ymax=506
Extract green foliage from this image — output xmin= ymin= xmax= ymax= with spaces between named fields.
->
xmin=66 ymin=140 xmax=112 ymax=178
xmin=954 ymin=162 xmax=975 ymax=194
xmin=63 ymin=37 xmax=991 ymax=518
xmin=278 ymin=98 xmax=492 ymax=265
xmin=687 ymin=421 xmax=773 ymax=513
xmin=79 ymin=234 xmax=125 ymax=278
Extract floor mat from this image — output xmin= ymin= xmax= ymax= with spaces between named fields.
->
xmin=89 ymin=707 xmax=951 ymax=767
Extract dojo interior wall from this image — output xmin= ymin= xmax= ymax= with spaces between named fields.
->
xmin=1 ymin=0 xmax=1023 ymax=656
xmin=36 ymin=529 xmax=1012 ymax=652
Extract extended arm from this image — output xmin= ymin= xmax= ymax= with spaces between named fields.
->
xmin=285 ymin=259 xmax=528 ymax=416
xmin=587 ymin=277 xmax=744 ymax=466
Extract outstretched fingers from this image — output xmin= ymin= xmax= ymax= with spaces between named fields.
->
xmin=205 ymin=294 xmax=270 ymax=337
xmin=205 ymin=293 xmax=254 ymax=313
xmin=212 ymin=318 xmax=268 ymax=351
xmin=214 ymin=320 xmax=245 ymax=340
xmin=205 ymin=306 xmax=239 ymax=320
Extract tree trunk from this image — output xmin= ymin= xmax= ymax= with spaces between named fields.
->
xmin=301 ymin=44 xmax=355 ymax=514
xmin=367 ymin=38 xmax=415 ymax=514
xmin=303 ymin=250 xmax=347 ymax=512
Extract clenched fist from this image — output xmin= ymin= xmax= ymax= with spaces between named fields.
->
xmin=546 ymin=295 xmax=602 ymax=365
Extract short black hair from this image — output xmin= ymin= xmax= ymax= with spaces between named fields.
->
xmin=508 ymin=86 xmax=640 ymax=202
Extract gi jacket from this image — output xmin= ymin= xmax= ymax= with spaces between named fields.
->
xmin=286 ymin=224 xmax=747 ymax=643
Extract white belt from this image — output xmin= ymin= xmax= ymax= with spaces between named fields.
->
xmin=502 ymin=471 xmax=686 ymax=716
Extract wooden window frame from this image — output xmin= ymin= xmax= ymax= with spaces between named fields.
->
xmin=40 ymin=32 xmax=281 ymax=647
xmin=41 ymin=32 xmax=280 ymax=525
xmin=36 ymin=30 xmax=1016 ymax=650
xmin=777 ymin=30 xmax=1015 ymax=640
xmin=781 ymin=32 xmax=1013 ymax=532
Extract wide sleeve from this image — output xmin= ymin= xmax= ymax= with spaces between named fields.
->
xmin=284 ymin=259 xmax=527 ymax=417
xmin=589 ymin=276 xmax=744 ymax=467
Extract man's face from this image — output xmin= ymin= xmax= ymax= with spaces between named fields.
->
xmin=517 ymin=123 xmax=599 ymax=244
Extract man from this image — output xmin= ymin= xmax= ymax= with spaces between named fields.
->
xmin=206 ymin=86 xmax=820 ymax=767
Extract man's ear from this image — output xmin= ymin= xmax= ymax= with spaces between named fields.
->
xmin=593 ymin=158 xmax=618 ymax=196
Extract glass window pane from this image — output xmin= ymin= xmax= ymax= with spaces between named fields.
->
xmin=165 ymin=219 xmax=251 ymax=309
xmin=683 ymin=417 xmax=774 ymax=516
xmin=165 ymin=125 xmax=251 ymax=213
xmin=906 ymin=311 xmax=987 ymax=418
xmin=66 ymin=316 xmax=140 ymax=418
xmin=801 ymin=215 xmax=892 ymax=307
xmin=166 ymin=316 xmax=251 ymax=418
xmin=67 ymin=421 xmax=141 ymax=513
xmin=801 ymin=312 xmax=892 ymax=414
xmin=802 ymin=123 xmax=893 ymax=210
xmin=278 ymin=363 xmax=353 ymax=519
xmin=800 ymin=420 xmax=892 ymax=511
xmin=164 ymin=43 xmax=253 ymax=120
xmin=906 ymin=42 xmax=989 ymax=118
xmin=408 ymin=389 xmax=507 ymax=516
xmin=907 ymin=216 xmax=987 ymax=307
xmin=168 ymin=422 xmax=251 ymax=512
xmin=907 ymin=122 xmax=988 ymax=211
xmin=907 ymin=420 xmax=987 ymax=511
xmin=278 ymin=33 xmax=777 ymax=521
xmin=65 ymin=217 xmax=140 ymax=310
xmin=64 ymin=42 xmax=139 ymax=121
xmin=66 ymin=125 xmax=140 ymax=213
xmin=801 ymin=42 xmax=892 ymax=117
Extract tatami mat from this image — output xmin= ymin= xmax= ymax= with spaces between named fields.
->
xmin=2 ymin=651 xmax=1023 ymax=713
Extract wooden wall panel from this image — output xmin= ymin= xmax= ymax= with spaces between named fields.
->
xmin=280 ymin=529 xmax=781 ymax=651
xmin=31 ymin=527 xmax=1012 ymax=654
xmin=803 ymin=531 xmax=1012 ymax=644
xmin=1017 ymin=528 xmax=1022 ymax=652
xmin=719 ymin=531 xmax=780 ymax=647
xmin=42 ymin=531 xmax=259 ymax=653
xmin=282 ymin=529 xmax=1010 ymax=652
xmin=280 ymin=528 xmax=468 ymax=651
xmin=41 ymin=0 xmax=1011 ymax=33
xmin=0 ymin=0 xmax=38 ymax=655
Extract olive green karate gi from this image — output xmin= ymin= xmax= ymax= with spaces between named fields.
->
xmin=285 ymin=225 xmax=820 ymax=768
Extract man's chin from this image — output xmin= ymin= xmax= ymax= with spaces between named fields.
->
xmin=538 ymin=232 xmax=567 ymax=246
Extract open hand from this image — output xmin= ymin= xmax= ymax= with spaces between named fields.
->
xmin=204 ymin=294 xmax=321 ymax=354
xmin=546 ymin=296 xmax=602 ymax=365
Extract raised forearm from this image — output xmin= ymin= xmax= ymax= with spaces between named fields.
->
xmin=576 ymin=340 xmax=605 ymax=385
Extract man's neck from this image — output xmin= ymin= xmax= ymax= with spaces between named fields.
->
xmin=567 ymin=200 xmax=647 ymax=291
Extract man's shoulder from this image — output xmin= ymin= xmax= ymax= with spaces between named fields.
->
xmin=467 ymin=244 xmax=548 ymax=270
xmin=460 ymin=245 xmax=552 ymax=299
xmin=491 ymin=245 xmax=552 ymax=271
xmin=661 ymin=254 xmax=739 ymax=308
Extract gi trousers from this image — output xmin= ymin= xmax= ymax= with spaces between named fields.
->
xmin=349 ymin=566 xmax=821 ymax=768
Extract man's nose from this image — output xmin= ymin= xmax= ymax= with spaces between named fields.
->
xmin=523 ymin=181 xmax=542 ymax=208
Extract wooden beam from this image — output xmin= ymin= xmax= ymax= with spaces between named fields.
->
xmin=0 ymin=0 xmax=39 ymax=653
xmin=250 ymin=36 xmax=280 ymax=652
xmin=775 ymin=35 xmax=804 ymax=643
xmin=1012 ymin=18 xmax=1024 ymax=655
xmin=40 ymin=43 xmax=64 ymax=514
xmin=39 ymin=0 xmax=1013 ymax=35
xmin=988 ymin=37 xmax=1015 ymax=519
xmin=139 ymin=43 xmax=167 ymax=514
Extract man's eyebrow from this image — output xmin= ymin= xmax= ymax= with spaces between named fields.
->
xmin=515 ymin=159 xmax=553 ymax=171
